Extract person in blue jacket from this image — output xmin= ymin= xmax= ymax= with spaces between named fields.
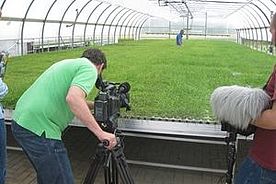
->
xmin=0 ymin=52 xmax=9 ymax=184
xmin=176 ymin=29 xmax=184 ymax=46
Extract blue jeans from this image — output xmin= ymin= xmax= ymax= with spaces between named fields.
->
xmin=235 ymin=156 xmax=276 ymax=184
xmin=0 ymin=119 xmax=6 ymax=184
xmin=11 ymin=120 xmax=74 ymax=184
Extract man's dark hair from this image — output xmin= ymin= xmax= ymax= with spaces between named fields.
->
xmin=81 ymin=48 xmax=107 ymax=69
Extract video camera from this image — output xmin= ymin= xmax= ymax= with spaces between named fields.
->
xmin=94 ymin=75 xmax=131 ymax=132
xmin=0 ymin=51 xmax=9 ymax=78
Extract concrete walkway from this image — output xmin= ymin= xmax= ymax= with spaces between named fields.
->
xmin=6 ymin=126 xmax=251 ymax=184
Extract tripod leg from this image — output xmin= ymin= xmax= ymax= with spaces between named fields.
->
xmin=104 ymin=153 xmax=112 ymax=184
xmin=83 ymin=144 xmax=108 ymax=184
xmin=112 ymin=146 xmax=135 ymax=184
xmin=225 ymin=132 xmax=238 ymax=184
xmin=111 ymin=157 xmax=119 ymax=184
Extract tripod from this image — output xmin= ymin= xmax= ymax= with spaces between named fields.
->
xmin=221 ymin=122 xmax=238 ymax=184
xmin=83 ymin=135 xmax=134 ymax=184
xmin=221 ymin=121 xmax=256 ymax=184
xmin=224 ymin=131 xmax=238 ymax=184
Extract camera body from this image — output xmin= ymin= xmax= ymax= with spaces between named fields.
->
xmin=94 ymin=75 xmax=131 ymax=132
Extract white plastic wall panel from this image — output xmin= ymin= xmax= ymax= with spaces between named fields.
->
xmin=2 ymin=0 xmax=33 ymax=18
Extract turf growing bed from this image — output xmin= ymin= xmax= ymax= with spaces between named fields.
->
xmin=3 ymin=39 xmax=276 ymax=121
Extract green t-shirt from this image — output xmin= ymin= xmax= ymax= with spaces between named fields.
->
xmin=13 ymin=58 xmax=97 ymax=140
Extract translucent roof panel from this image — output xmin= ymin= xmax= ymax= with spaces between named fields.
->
xmin=154 ymin=0 xmax=276 ymax=29
xmin=1 ymin=0 xmax=276 ymax=56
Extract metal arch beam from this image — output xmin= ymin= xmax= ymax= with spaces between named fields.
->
xmin=119 ymin=10 xmax=137 ymax=39
xmin=20 ymin=0 xmax=36 ymax=55
xmin=129 ymin=14 xmax=148 ymax=39
xmin=83 ymin=1 xmax=103 ymax=44
xmin=250 ymin=1 xmax=270 ymax=25
xmin=100 ymin=5 xmax=121 ymax=46
xmin=1 ymin=0 xmax=7 ymax=10
xmin=241 ymin=6 xmax=260 ymax=42
xmin=58 ymin=0 xmax=77 ymax=50
xmin=246 ymin=4 xmax=266 ymax=48
xmin=107 ymin=7 xmax=127 ymax=44
xmin=71 ymin=0 xmax=94 ymax=48
xmin=235 ymin=17 xmax=249 ymax=40
xmin=238 ymin=28 xmax=247 ymax=43
xmin=240 ymin=10 xmax=257 ymax=47
xmin=239 ymin=9 xmax=255 ymax=41
xmin=113 ymin=9 xmax=133 ymax=43
xmin=223 ymin=0 xmax=254 ymax=19
xmin=249 ymin=0 xmax=270 ymax=41
xmin=269 ymin=0 xmax=276 ymax=6
xmin=236 ymin=11 xmax=252 ymax=41
xmin=134 ymin=16 xmax=149 ymax=40
xmin=138 ymin=17 xmax=151 ymax=40
xmin=183 ymin=1 xmax=193 ymax=19
xmin=125 ymin=12 xmax=143 ymax=39
xmin=92 ymin=4 xmax=112 ymax=44
xmin=134 ymin=15 xmax=151 ymax=40
xmin=123 ymin=12 xmax=141 ymax=39
xmin=41 ymin=0 xmax=58 ymax=52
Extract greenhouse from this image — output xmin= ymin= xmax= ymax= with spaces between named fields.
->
xmin=1 ymin=0 xmax=276 ymax=184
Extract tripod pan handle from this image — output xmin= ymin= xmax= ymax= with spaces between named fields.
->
xmin=102 ymin=140 xmax=109 ymax=146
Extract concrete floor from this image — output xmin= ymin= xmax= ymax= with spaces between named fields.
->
xmin=6 ymin=126 xmax=251 ymax=184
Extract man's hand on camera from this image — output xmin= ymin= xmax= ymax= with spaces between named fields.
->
xmin=98 ymin=131 xmax=117 ymax=150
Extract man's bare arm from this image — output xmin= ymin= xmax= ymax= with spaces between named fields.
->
xmin=254 ymin=101 xmax=276 ymax=129
xmin=66 ymin=86 xmax=116 ymax=149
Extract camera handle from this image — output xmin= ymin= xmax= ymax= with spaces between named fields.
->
xmin=224 ymin=131 xmax=238 ymax=184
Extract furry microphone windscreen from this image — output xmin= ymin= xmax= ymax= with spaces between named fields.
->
xmin=210 ymin=85 xmax=271 ymax=130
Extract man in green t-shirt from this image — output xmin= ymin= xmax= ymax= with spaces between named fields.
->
xmin=11 ymin=48 xmax=117 ymax=184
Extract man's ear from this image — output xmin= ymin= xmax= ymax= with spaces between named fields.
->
xmin=96 ymin=63 xmax=105 ymax=74
xmin=100 ymin=63 xmax=105 ymax=70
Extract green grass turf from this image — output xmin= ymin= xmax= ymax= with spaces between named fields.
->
xmin=3 ymin=39 xmax=276 ymax=120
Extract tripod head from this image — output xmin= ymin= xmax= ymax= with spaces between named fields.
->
xmin=84 ymin=130 xmax=134 ymax=184
xmin=102 ymin=130 xmax=123 ymax=148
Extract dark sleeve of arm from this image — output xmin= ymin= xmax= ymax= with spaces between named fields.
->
xmin=0 ymin=79 xmax=8 ymax=99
